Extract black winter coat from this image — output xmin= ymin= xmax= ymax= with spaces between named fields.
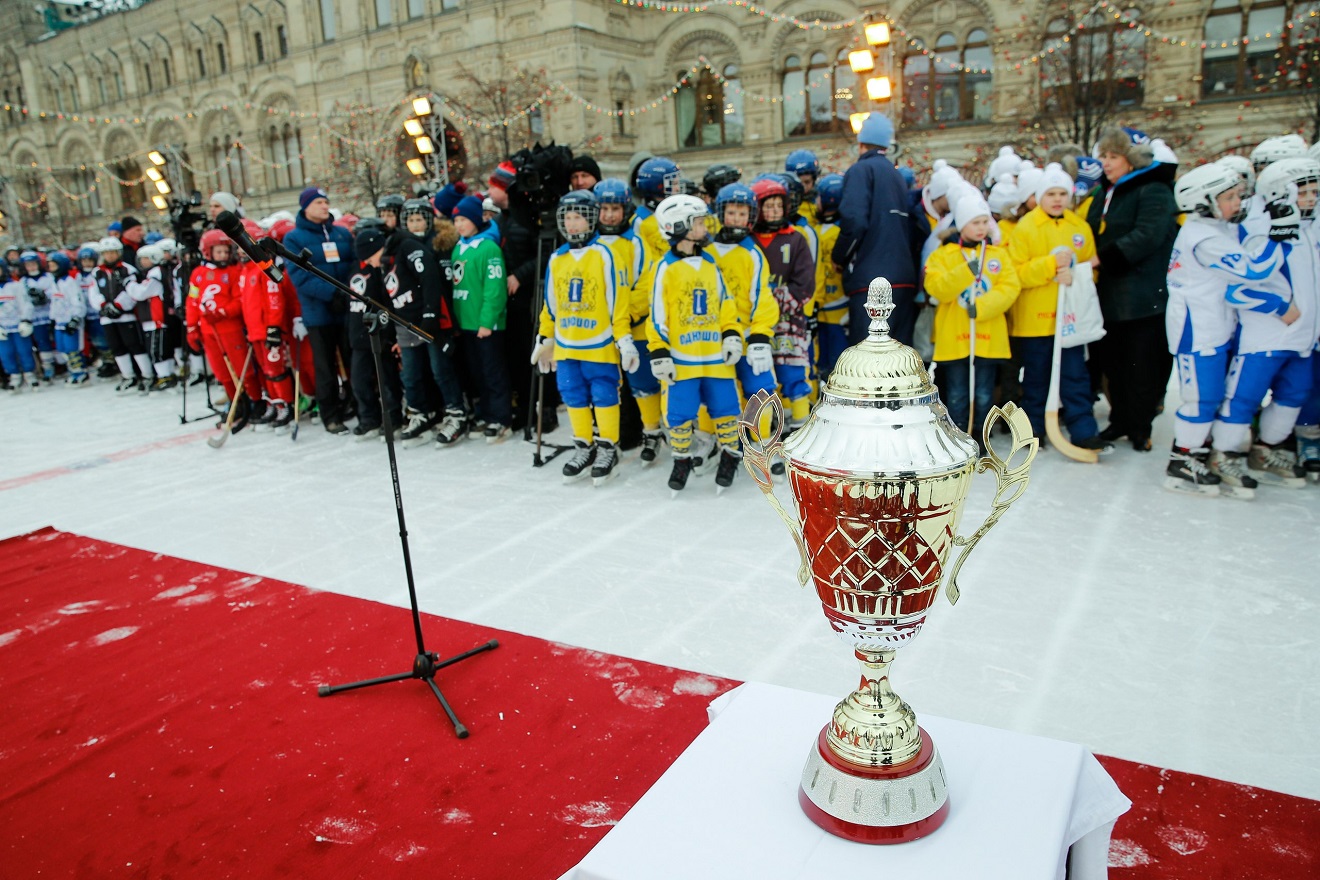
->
xmin=1087 ymin=162 xmax=1179 ymax=324
xmin=833 ymin=148 xmax=928 ymax=296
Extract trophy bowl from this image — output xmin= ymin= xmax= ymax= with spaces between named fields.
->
xmin=739 ymin=277 xmax=1037 ymax=844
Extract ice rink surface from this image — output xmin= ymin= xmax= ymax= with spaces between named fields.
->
xmin=2 ymin=379 xmax=1318 ymax=801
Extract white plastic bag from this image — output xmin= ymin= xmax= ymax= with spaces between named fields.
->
xmin=1057 ymin=271 xmax=1105 ymax=349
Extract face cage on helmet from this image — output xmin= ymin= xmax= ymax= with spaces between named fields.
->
xmin=596 ymin=201 xmax=632 ymax=235
xmin=1295 ymin=172 xmax=1320 ymax=220
xmin=557 ymin=203 xmax=600 ymax=245
xmin=659 ymin=171 xmax=684 ymax=197
xmin=716 ymin=196 xmax=758 ymax=238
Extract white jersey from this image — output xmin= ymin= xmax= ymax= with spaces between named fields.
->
xmin=0 ymin=277 xmax=35 ymax=330
xmin=49 ymin=275 xmax=85 ymax=327
xmin=1165 ymin=216 xmax=1283 ymax=355
xmin=1240 ymin=215 xmax=1320 ymax=355
xmin=20 ymin=272 xmax=55 ymax=324
xmin=78 ymin=271 xmax=99 ymax=318
xmin=125 ymin=265 xmax=165 ymax=330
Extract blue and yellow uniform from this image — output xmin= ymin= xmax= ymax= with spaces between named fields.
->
xmin=648 ymin=250 xmax=741 ymax=457
xmin=598 ymin=226 xmax=662 ymax=433
xmin=813 ymin=219 xmax=849 ymax=374
xmin=539 ymin=239 xmax=627 ymax=444
xmin=711 ymin=237 xmax=779 ymax=399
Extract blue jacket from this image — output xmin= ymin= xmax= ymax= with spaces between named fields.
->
xmin=284 ymin=210 xmax=355 ymax=327
xmin=832 ymin=149 xmax=929 ymax=296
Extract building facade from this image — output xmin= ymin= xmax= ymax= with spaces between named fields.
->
xmin=0 ymin=0 xmax=1315 ymax=244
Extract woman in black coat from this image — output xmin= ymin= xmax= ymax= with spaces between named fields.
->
xmin=1086 ymin=127 xmax=1180 ymax=451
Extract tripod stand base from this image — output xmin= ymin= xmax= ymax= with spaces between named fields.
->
xmin=317 ymin=640 xmax=500 ymax=738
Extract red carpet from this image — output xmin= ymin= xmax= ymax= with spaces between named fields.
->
xmin=0 ymin=529 xmax=1316 ymax=878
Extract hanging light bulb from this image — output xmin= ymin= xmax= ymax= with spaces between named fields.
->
xmin=849 ymin=50 xmax=875 ymax=73
xmin=155 ymin=180 xmax=172 ymax=194
xmin=404 ymin=118 xmax=425 ymax=137
xmin=145 ymin=167 xmax=163 ymax=181
xmin=867 ymin=76 xmax=892 ymax=101
xmin=406 ymin=158 xmax=427 ymax=176
xmin=415 ymin=136 xmax=435 ymax=154
xmin=152 ymin=194 xmax=169 ymax=210
xmin=865 ymin=22 xmax=891 ymax=46
xmin=412 ymin=96 xmax=432 ymax=117
xmin=148 ymin=150 xmax=166 ymax=166
xmin=850 ymin=112 xmax=869 ymax=134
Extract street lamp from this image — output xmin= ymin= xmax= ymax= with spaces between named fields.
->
xmin=849 ymin=16 xmax=896 ymax=135
xmin=407 ymin=92 xmax=449 ymax=188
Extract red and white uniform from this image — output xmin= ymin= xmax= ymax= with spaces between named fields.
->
xmin=188 ymin=262 xmax=261 ymax=401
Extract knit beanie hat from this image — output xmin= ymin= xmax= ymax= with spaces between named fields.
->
xmin=1037 ymin=163 xmax=1074 ymax=205
xmin=432 ymin=181 xmax=469 ymax=217
xmin=987 ymin=180 xmax=1022 ymax=216
xmin=210 ymin=191 xmax=240 ymax=215
xmin=120 ymin=216 xmax=143 ymax=232
xmin=570 ymin=155 xmax=602 ymax=183
xmin=924 ymin=166 xmax=961 ymax=202
xmin=452 ymin=195 xmax=486 ymax=229
xmin=985 ymin=146 xmax=1021 ymax=189
xmin=1016 ymin=165 xmax=1044 ymax=204
xmin=953 ymin=194 xmax=992 ymax=230
xmin=488 ymin=161 xmax=517 ymax=191
xmin=354 ymin=226 xmax=389 ymax=262
xmin=857 ymin=113 xmax=894 ymax=148
xmin=299 ymin=186 xmax=329 ymax=211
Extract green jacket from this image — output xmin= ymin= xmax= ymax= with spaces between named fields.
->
xmin=450 ymin=236 xmax=507 ymax=331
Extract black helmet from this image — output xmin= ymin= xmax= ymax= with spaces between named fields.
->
xmin=376 ymin=194 xmax=405 ymax=217
xmin=776 ymin=173 xmax=805 ymax=217
xmin=702 ymin=164 xmax=741 ymax=198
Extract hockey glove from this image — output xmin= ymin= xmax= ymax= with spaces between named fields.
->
xmin=1267 ymin=199 xmax=1300 ymax=242
xmin=419 ymin=312 xmax=441 ymax=340
xmin=292 ymin=316 xmax=309 ymax=340
xmin=100 ymin=303 xmax=124 ymax=319
xmin=18 ymin=320 xmax=34 ymax=338
xmin=721 ymin=333 xmax=743 ymax=366
xmin=265 ymin=325 xmax=282 ymax=348
xmin=26 ymin=286 xmax=49 ymax=307
xmin=617 ymin=334 xmax=640 ymax=373
xmin=66 ymin=316 xmax=82 ymax=332
xmin=649 ymin=349 xmax=676 ymax=385
xmin=746 ymin=342 xmax=774 ymax=376
xmin=186 ymin=332 xmax=203 ymax=355
xmin=530 ymin=335 xmax=555 ymax=374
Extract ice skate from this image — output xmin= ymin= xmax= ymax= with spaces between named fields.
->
xmin=399 ymin=409 xmax=437 ymax=448
xmin=1208 ymin=449 xmax=1257 ymax=501
xmin=269 ymin=401 xmax=294 ymax=432
xmin=690 ymin=432 xmax=718 ymax=476
xmin=1296 ymin=430 xmax=1320 ymax=483
xmin=3 ymin=373 xmax=19 ymax=391
xmin=1248 ymin=442 xmax=1306 ymax=489
xmin=23 ymin=372 xmax=41 ymax=392
xmin=68 ymin=374 xmax=91 ymax=387
xmin=484 ymin=423 xmax=511 ymax=445
xmin=1162 ymin=445 xmax=1220 ymax=497
xmin=154 ymin=375 xmax=179 ymax=392
xmin=714 ymin=448 xmax=741 ymax=493
xmin=352 ymin=422 xmax=381 ymax=440
xmin=639 ymin=429 xmax=665 ymax=466
xmin=115 ymin=376 xmax=139 ymax=393
xmin=434 ymin=409 xmax=469 ymax=448
xmin=249 ymin=400 xmax=274 ymax=431
xmin=562 ymin=441 xmax=596 ymax=483
xmin=591 ymin=441 xmax=620 ymax=487
xmin=668 ymin=456 xmax=694 ymax=495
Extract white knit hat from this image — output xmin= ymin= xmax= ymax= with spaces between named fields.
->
xmin=985 ymin=146 xmax=1021 ymax=189
xmin=1016 ymin=165 xmax=1044 ymax=205
xmin=987 ymin=180 xmax=1022 ymax=216
xmin=924 ymin=166 xmax=962 ymax=202
xmin=1037 ymin=162 xmax=1074 ymax=205
xmin=954 ymin=193 xmax=992 ymax=230
xmin=209 ymin=191 xmax=240 ymax=214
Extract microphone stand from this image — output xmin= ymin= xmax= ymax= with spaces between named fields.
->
xmin=257 ymin=234 xmax=499 ymax=738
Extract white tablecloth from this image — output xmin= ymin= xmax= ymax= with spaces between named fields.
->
xmin=561 ymin=682 xmax=1130 ymax=880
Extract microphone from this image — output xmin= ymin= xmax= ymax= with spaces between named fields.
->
xmin=214 ymin=211 xmax=284 ymax=284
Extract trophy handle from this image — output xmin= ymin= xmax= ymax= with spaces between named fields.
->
xmin=944 ymin=402 xmax=1037 ymax=605
xmin=738 ymin=389 xmax=811 ymax=587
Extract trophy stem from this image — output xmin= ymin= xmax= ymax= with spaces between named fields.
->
xmin=826 ymin=648 xmax=921 ymax=768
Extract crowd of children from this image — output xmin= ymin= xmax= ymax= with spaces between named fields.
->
xmin=5 ymin=120 xmax=1319 ymax=498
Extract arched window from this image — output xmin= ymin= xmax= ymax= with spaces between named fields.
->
xmin=196 ymin=48 xmax=207 ymax=78
xmin=833 ymin=50 xmax=857 ymax=129
xmin=1039 ymin=6 xmax=1145 ymax=117
xmin=283 ymin=124 xmax=304 ymax=188
xmin=143 ymin=62 xmax=153 ymax=94
xmin=782 ymin=50 xmax=853 ymax=137
xmin=268 ymin=124 xmax=289 ymax=190
xmin=216 ymin=42 xmax=227 ymax=74
xmin=676 ymin=66 xmax=741 ymax=148
xmin=254 ymin=32 xmax=265 ymax=63
xmin=1202 ymin=0 xmax=1320 ymax=97
xmin=904 ymin=29 xmax=995 ymax=125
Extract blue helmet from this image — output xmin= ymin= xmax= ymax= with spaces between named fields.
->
xmin=816 ymin=173 xmax=844 ymax=216
xmin=593 ymin=178 xmax=633 ymax=234
xmin=48 ymin=252 xmax=73 ymax=277
xmin=77 ymin=244 xmax=99 ymax=263
xmin=19 ymin=249 xmax=41 ymax=264
xmin=144 ymin=231 xmax=164 ymax=245
xmin=785 ymin=149 xmax=820 ymax=178
xmin=714 ymin=183 xmax=758 ymax=238
xmin=556 ymin=190 xmax=599 ymax=246
xmin=635 ymin=157 xmax=681 ymax=203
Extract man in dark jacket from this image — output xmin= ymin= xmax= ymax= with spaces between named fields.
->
xmin=1087 ymin=126 xmax=1179 ymax=452
xmin=833 ymin=113 xmax=929 ymax=346
xmin=285 ymin=186 xmax=356 ymax=434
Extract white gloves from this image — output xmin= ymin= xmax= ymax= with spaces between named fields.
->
xmin=746 ymin=342 xmax=773 ymax=375
xmin=17 ymin=320 xmax=34 ymax=338
xmin=650 ymin=354 xmax=676 ymax=384
xmin=721 ymin=334 xmax=743 ymax=365
xmin=530 ymin=336 xmax=555 ymax=373
xmin=292 ymin=316 xmax=309 ymax=340
xmin=617 ymin=334 xmax=640 ymax=373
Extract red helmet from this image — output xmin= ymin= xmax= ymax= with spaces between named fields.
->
xmin=200 ymin=228 xmax=232 ymax=264
xmin=334 ymin=212 xmax=359 ymax=234
xmin=749 ymin=177 xmax=788 ymax=203
xmin=267 ymin=218 xmax=295 ymax=242
xmin=242 ymin=218 xmax=266 ymax=240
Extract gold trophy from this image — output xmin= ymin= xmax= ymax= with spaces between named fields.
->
xmin=739 ymin=277 xmax=1036 ymax=844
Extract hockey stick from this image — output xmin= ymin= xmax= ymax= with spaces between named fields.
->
xmin=291 ymin=335 xmax=302 ymax=442
xmin=1046 ymin=282 xmax=1098 ymax=463
xmin=209 ymin=346 xmax=254 ymax=449
xmin=965 ymin=240 xmax=986 ymax=437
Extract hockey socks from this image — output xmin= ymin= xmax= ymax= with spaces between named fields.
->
xmin=668 ymin=419 xmax=695 ymax=457
xmin=636 ymin=393 xmax=662 ymax=432
xmin=788 ymin=396 xmax=811 ymax=426
xmin=713 ymin=415 xmax=740 ymax=452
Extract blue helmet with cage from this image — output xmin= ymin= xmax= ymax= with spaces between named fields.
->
xmin=816 ymin=173 xmax=844 ymax=217
xmin=19 ymin=249 xmax=41 ymax=265
xmin=714 ymin=183 xmax=758 ymax=239
xmin=144 ymin=231 xmax=164 ymax=245
xmin=785 ymin=149 xmax=820 ymax=179
xmin=77 ymin=244 xmax=99 ymax=263
xmin=635 ymin=157 xmax=681 ymax=204
xmin=556 ymin=190 xmax=600 ymax=246
xmin=593 ymin=178 xmax=634 ymax=233
xmin=48 ymin=251 xmax=73 ymax=277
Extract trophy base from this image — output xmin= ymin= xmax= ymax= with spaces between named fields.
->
xmin=798 ymin=726 xmax=950 ymax=844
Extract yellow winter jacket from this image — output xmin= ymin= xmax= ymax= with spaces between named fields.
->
xmin=798 ymin=199 xmax=820 ymax=231
xmin=537 ymin=242 xmax=630 ymax=364
xmin=1005 ymin=207 xmax=1096 ymax=338
xmin=711 ymin=238 xmax=779 ymax=344
xmin=813 ymin=222 xmax=848 ymax=326
xmin=647 ymin=250 xmax=739 ymax=380
xmin=995 ymin=217 xmax=1016 ymax=247
xmin=924 ymin=240 xmax=1020 ymax=361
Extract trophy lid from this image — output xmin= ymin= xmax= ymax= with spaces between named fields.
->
xmin=782 ymin=278 xmax=978 ymax=476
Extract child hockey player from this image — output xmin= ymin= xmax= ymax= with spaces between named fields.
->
xmin=751 ymin=176 xmax=816 ymax=430
xmin=594 ymin=178 xmax=667 ymax=463
xmin=188 ymin=230 xmax=262 ymax=429
xmin=236 ymin=220 xmax=297 ymax=430
xmin=785 ymin=150 xmax=820 ymax=230
xmin=0 ymin=265 xmax=37 ymax=390
xmin=76 ymin=243 xmax=113 ymax=376
xmin=1220 ymin=157 xmax=1320 ymax=488
xmin=710 ymin=182 xmax=778 ymax=406
xmin=47 ymin=252 xmax=88 ymax=385
xmin=1005 ymin=162 xmax=1107 ymax=450
xmin=532 ymin=191 xmax=632 ymax=485
xmin=128 ymin=244 xmax=179 ymax=391
xmin=18 ymin=251 xmax=56 ymax=381
xmin=647 ymin=193 xmax=744 ymax=492
xmin=812 ymin=173 xmax=849 ymax=375
xmin=450 ymin=195 xmax=512 ymax=443
xmin=90 ymin=237 xmax=153 ymax=393
xmin=925 ymin=194 xmax=1021 ymax=440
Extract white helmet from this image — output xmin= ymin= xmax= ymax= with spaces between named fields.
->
xmin=156 ymin=237 xmax=178 ymax=256
xmin=137 ymin=244 xmax=165 ymax=266
xmin=1256 ymin=157 xmax=1320 ymax=218
xmin=1215 ymin=154 xmax=1255 ymax=197
xmin=97 ymin=236 xmax=123 ymax=254
xmin=1251 ymin=134 xmax=1308 ymax=171
xmin=1175 ymin=163 xmax=1246 ymax=222
xmin=654 ymin=194 xmax=709 ymax=242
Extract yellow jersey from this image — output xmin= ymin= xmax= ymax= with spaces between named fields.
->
xmin=924 ymin=240 xmax=1020 ymax=361
xmin=537 ymin=241 xmax=628 ymax=364
xmin=710 ymin=238 xmax=778 ymax=344
xmin=1005 ymin=207 xmax=1096 ymax=338
xmin=813 ymin=222 xmax=848 ymax=326
xmin=648 ymin=250 xmax=739 ymax=380
xmin=598 ymin=229 xmax=647 ymax=334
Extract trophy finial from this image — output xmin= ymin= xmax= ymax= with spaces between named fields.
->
xmin=866 ymin=277 xmax=895 ymax=340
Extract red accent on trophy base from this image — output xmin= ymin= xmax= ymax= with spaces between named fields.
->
xmin=799 ymin=726 xmax=951 ymax=844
